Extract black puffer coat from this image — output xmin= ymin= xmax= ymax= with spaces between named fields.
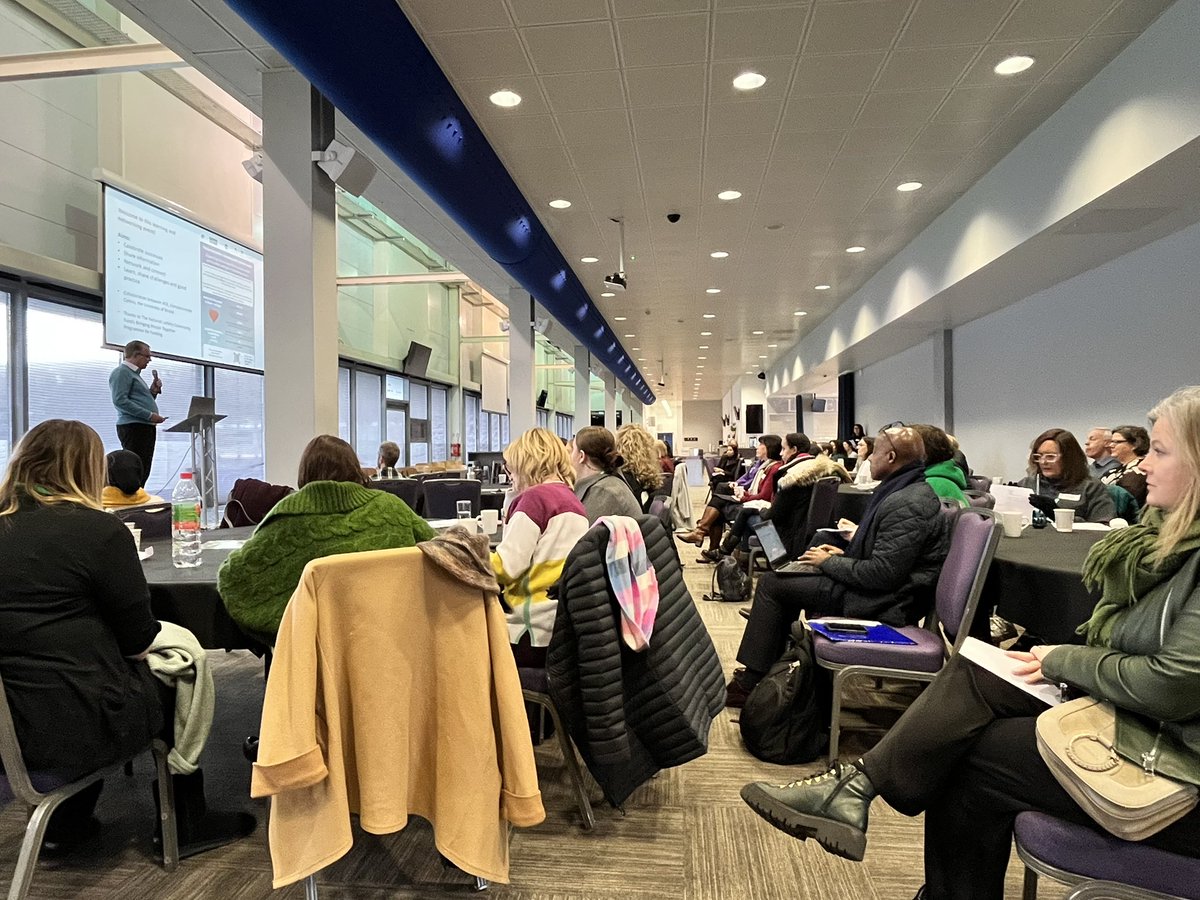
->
xmin=546 ymin=515 xmax=726 ymax=807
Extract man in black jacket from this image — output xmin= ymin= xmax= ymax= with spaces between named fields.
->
xmin=728 ymin=427 xmax=950 ymax=706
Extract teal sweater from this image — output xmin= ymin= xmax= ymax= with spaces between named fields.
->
xmin=218 ymin=481 xmax=435 ymax=643
xmin=109 ymin=363 xmax=158 ymax=425
xmin=925 ymin=459 xmax=967 ymax=506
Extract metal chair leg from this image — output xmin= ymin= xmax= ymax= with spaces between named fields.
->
xmin=1022 ymin=867 xmax=1039 ymax=900
xmin=529 ymin=693 xmax=594 ymax=831
xmin=827 ymin=668 xmax=849 ymax=764
xmin=151 ymin=740 xmax=179 ymax=870
xmin=7 ymin=798 xmax=56 ymax=900
xmin=303 ymin=874 xmax=319 ymax=900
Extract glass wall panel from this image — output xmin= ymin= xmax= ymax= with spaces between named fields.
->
xmin=465 ymin=392 xmax=479 ymax=453
xmin=338 ymin=366 xmax=350 ymax=442
xmin=353 ymin=369 xmax=382 ymax=465
xmin=430 ymin=385 xmax=447 ymax=461
xmin=214 ymin=367 xmax=265 ymax=498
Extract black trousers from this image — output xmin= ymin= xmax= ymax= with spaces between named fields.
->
xmin=736 ymin=572 xmax=842 ymax=674
xmin=723 ymin=507 xmax=763 ymax=550
xmin=860 ymin=654 xmax=1200 ymax=900
xmin=116 ymin=422 xmax=157 ymax=487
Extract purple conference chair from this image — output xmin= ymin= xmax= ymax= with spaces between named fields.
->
xmin=1015 ymin=811 xmax=1200 ymax=899
xmin=814 ymin=506 xmax=1002 ymax=761
xmin=965 ymin=489 xmax=996 ymax=509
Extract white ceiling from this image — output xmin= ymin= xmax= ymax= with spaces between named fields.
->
xmin=107 ymin=0 xmax=1175 ymax=404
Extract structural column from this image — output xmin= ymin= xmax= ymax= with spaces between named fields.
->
xmin=602 ymin=370 xmax=616 ymax=431
xmin=508 ymin=287 xmax=535 ymax=437
xmin=573 ymin=344 xmax=590 ymax=432
xmin=261 ymin=69 xmax=339 ymax=483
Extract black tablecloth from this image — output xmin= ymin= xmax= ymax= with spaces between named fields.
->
xmin=834 ymin=484 xmax=874 ymax=522
xmin=143 ymin=526 xmax=260 ymax=651
xmin=980 ymin=527 xmax=1107 ymax=644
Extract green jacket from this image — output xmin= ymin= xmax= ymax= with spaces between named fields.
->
xmin=924 ymin=459 xmax=967 ymax=506
xmin=218 ymin=481 xmax=435 ymax=643
xmin=1043 ymin=550 xmax=1200 ymax=785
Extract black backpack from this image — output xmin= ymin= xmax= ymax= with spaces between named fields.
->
xmin=704 ymin=556 xmax=750 ymax=602
xmin=739 ymin=621 xmax=830 ymax=764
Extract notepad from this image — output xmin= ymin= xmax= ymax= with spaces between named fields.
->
xmin=809 ymin=618 xmax=917 ymax=645
xmin=959 ymin=637 xmax=1062 ymax=706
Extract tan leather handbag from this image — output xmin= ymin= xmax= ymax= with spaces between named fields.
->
xmin=1036 ymin=697 xmax=1198 ymax=841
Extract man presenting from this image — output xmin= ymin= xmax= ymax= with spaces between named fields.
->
xmin=727 ymin=427 xmax=951 ymax=706
xmin=109 ymin=340 xmax=164 ymax=487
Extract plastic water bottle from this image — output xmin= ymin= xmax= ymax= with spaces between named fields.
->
xmin=171 ymin=472 xmax=203 ymax=568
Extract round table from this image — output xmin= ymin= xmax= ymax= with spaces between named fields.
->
xmin=979 ymin=526 xmax=1107 ymax=644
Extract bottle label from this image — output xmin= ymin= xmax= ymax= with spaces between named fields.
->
xmin=173 ymin=503 xmax=201 ymax=531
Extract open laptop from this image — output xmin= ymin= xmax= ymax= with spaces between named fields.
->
xmin=751 ymin=519 xmax=824 ymax=575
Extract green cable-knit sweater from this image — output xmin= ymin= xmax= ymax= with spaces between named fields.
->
xmin=218 ymin=480 xmax=436 ymax=643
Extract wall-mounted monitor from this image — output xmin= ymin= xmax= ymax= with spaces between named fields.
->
xmin=102 ymin=184 xmax=265 ymax=371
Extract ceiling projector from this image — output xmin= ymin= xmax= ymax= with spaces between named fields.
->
xmin=604 ymin=272 xmax=627 ymax=291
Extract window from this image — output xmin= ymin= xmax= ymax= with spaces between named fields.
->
xmin=465 ymin=392 xmax=480 ymax=453
xmin=142 ymin=356 xmax=205 ymax=492
xmin=214 ymin=367 xmax=265 ymax=499
xmin=430 ymin=385 xmax=448 ymax=461
xmin=409 ymin=382 xmax=429 ymax=464
xmin=536 ymin=408 xmax=549 ymax=429
xmin=354 ymin=369 xmax=382 ymax=465
xmin=385 ymin=406 xmax=407 ymax=466
xmin=338 ymin=367 xmax=351 ymax=442
xmin=556 ymin=413 xmax=574 ymax=440
xmin=386 ymin=374 xmax=407 ymax=401
xmin=0 ymin=292 xmax=8 ymax=472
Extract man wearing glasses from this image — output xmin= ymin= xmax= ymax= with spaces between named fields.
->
xmin=109 ymin=340 xmax=165 ymax=487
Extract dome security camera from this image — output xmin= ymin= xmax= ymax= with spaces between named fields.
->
xmin=666 ymin=212 xmax=681 ymax=223
xmin=657 ymin=377 xmax=666 ymax=388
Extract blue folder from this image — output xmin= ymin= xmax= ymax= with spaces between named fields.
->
xmin=809 ymin=621 xmax=917 ymax=646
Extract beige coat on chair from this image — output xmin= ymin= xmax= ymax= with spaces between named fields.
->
xmin=250 ymin=539 xmax=545 ymax=887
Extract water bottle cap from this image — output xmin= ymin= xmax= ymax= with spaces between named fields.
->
xmin=181 ymin=472 xmax=193 ymax=479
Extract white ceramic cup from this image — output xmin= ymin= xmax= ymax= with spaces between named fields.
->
xmin=1000 ymin=510 xmax=1026 ymax=538
xmin=481 ymin=508 xmax=500 ymax=534
xmin=1054 ymin=508 xmax=1075 ymax=532
xmin=130 ymin=527 xmax=142 ymax=552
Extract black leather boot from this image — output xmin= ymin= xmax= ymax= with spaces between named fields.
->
xmin=155 ymin=770 xmax=257 ymax=859
xmin=740 ymin=761 xmax=876 ymax=861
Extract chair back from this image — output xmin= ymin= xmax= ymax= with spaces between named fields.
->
xmin=939 ymin=497 xmax=961 ymax=517
xmin=964 ymin=489 xmax=995 ymax=509
xmin=221 ymin=477 xmax=293 ymax=527
xmin=423 ymin=478 xmax=482 ymax=518
xmin=967 ymin=475 xmax=993 ymax=493
xmin=112 ymin=502 xmax=172 ymax=541
xmin=648 ymin=496 xmax=672 ymax=531
xmin=1106 ymin=483 xmax=1140 ymax=520
xmin=702 ymin=456 xmax=715 ymax=478
xmin=372 ymin=478 xmax=423 ymax=513
xmin=932 ymin=507 xmax=1002 ymax=649
xmin=801 ymin=477 xmax=840 ymax=544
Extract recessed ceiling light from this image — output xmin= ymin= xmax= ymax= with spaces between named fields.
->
xmin=548 ymin=199 xmax=572 ymax=209
xmin=702 ymin=313 xmax=716 ymax=319
xmin=764 ymin=223 xmax=784 ymax=231
xmin=794 ymin=310 xmax=807 ymax=317
xmin=759 ymin=355 xmax=768 ymax=359
xmin=710 ymin=250 xmax=729 ymax=259
xmin=706 ymin=288 xmax=721 ymax=294
xmin=580 ymin=256 xmax=599 ymax=263
xmin=697 ymin=365 xmax=705 ymax=368
xmin=994 ymin=55 xmax=1035 ymax=76
xmin=896 ymin=181 xmax=923 ymax=192
xmin=746 ymin=371 xmax=754 ymax=375
xmin=623 ymin=334 xmax=635 ymax=338
xmin=700 ymin=331 xmax=712 ymax=336
xmin=631 ymin=347 xmax=640 ymax=350
xmin=732 ymin=71 xmax=767 ymax=91
xmin=752 ymin=330 xmax=764 ymax=335
xmin=614 ymin=316 xmax=627 ymax=321
xmin=767 ymin=343 xmax=778 ymax=348
xmin=699 ymin=345 xmax=709 ymax=349
xmin=846 ymin=245 xmax=866 ymax=254
xmin=489 ymin=89 xmax=522 ymax=108
xmin=600 ymin=291 xmax=615 ymax=298
xmin=638 ymin=358 xmax=646 ymax=361
xmin=698 ymin=356 xmax=707 ymax=360
xmin=815 ymin=284 xmax=831 ymax=290
xmin=717 ymin=189 xmax=742 ymax=201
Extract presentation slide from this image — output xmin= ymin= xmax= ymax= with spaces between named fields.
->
xmin=103 ymin=186 xmax=265 ymax=371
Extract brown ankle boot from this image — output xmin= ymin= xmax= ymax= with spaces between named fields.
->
xmin=679 ymin=506 xmax=720 ymax=545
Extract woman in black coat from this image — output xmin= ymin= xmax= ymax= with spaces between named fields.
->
xmin=0 ymin=419 xmax=253 ymax=856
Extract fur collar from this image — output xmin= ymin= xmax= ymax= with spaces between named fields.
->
xmin=778 ymin=455 xmax=852 ymax=491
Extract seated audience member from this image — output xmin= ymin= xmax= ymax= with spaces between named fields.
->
xmin=841 ymin=423 xmax=866 ymax=457
xmin=760 ymin=437 xmax=852 ymax=558
xmin=492 ymin=427 xmax=589 ymax=668
xmin=680 ymin=435 xmax=783 ymax=552
xmin=101 ymin=449 xmax=165 ymax=508
xmin=219 ymin=435 xmax=434 ymax=643
xmin=0 ymin=420 xmax=254 ymax=856
xmin=727 ymin=427 xmax=950 ymax=707
xmin=828 ymin=441 xmax=851 ymax=468
xmin=740 ymin=386 xmax=1200 ymax=898
xmin=656 ymin=439 xmax=677 ymax=474
xmin=852 ymin=437 xmax=876 ymax=485
xmin=1019 ymin=428 xmax=1115 ymax=523
xmin=568 ymin=426 xmax=641 ymax=523
xmin=947 ymin=433 xmax=971 ymax=483
xmin=374 ymin=440 xmax=402 ymax=479
xmin=616 ymin=423 xmax=665 ymax=512
xmin=1101 ymin=424 xmax=1149 ymax=507
xmin=709 ymin=433 xmax=811 ymax=561
xmin=712 ymin=439 xmax=740 ymax=486
xmin=913 ymin=424 xmax=967 ymax=506
xmin=1084 ymin=426 xmax=1122 ymax=479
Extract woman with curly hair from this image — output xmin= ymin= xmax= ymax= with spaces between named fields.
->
xmin=616 ymin=423 xmax=664 ymax=513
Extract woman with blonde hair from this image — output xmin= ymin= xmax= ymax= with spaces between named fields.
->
xmin=741 ymin=386 xmax=1200 ymax=899
xmin=493 ymin=427 xmax=589 ymax=667
xmin=0 ymin=420 xmax=254 ymax=856
xmin=616 ymin=423 xmax=664 ymax=512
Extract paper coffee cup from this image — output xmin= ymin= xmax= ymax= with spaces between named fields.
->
xmin=1053 ymin=508 xmax=1075 ymax=532
xmin=130 ymin=527 xmax=142 ymax=552
xmin=1000 ymin=511 xmax=1025 ymax=538
xmin=481 ymin=509 xmax=500 ymax=534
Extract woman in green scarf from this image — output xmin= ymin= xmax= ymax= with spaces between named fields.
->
xmin=736 ymin=386 xmax=1200 ymax=900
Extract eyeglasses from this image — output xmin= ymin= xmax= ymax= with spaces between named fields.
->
xmin=1108 ymin=438 xmax=1129 ymax=446
xmin=881 ymin=420 xmax=906 ymax=431
xmin=1031 ymin=453 xmax=1061 ymax=463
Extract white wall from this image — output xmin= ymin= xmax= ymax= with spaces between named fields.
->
xmin=681 ymin=400 xmax=722 ymax=453
xmin=954 ymin=219 xmax=1200 ymax=480
xmin=856 ymin=337 xmax=946 ymax=432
